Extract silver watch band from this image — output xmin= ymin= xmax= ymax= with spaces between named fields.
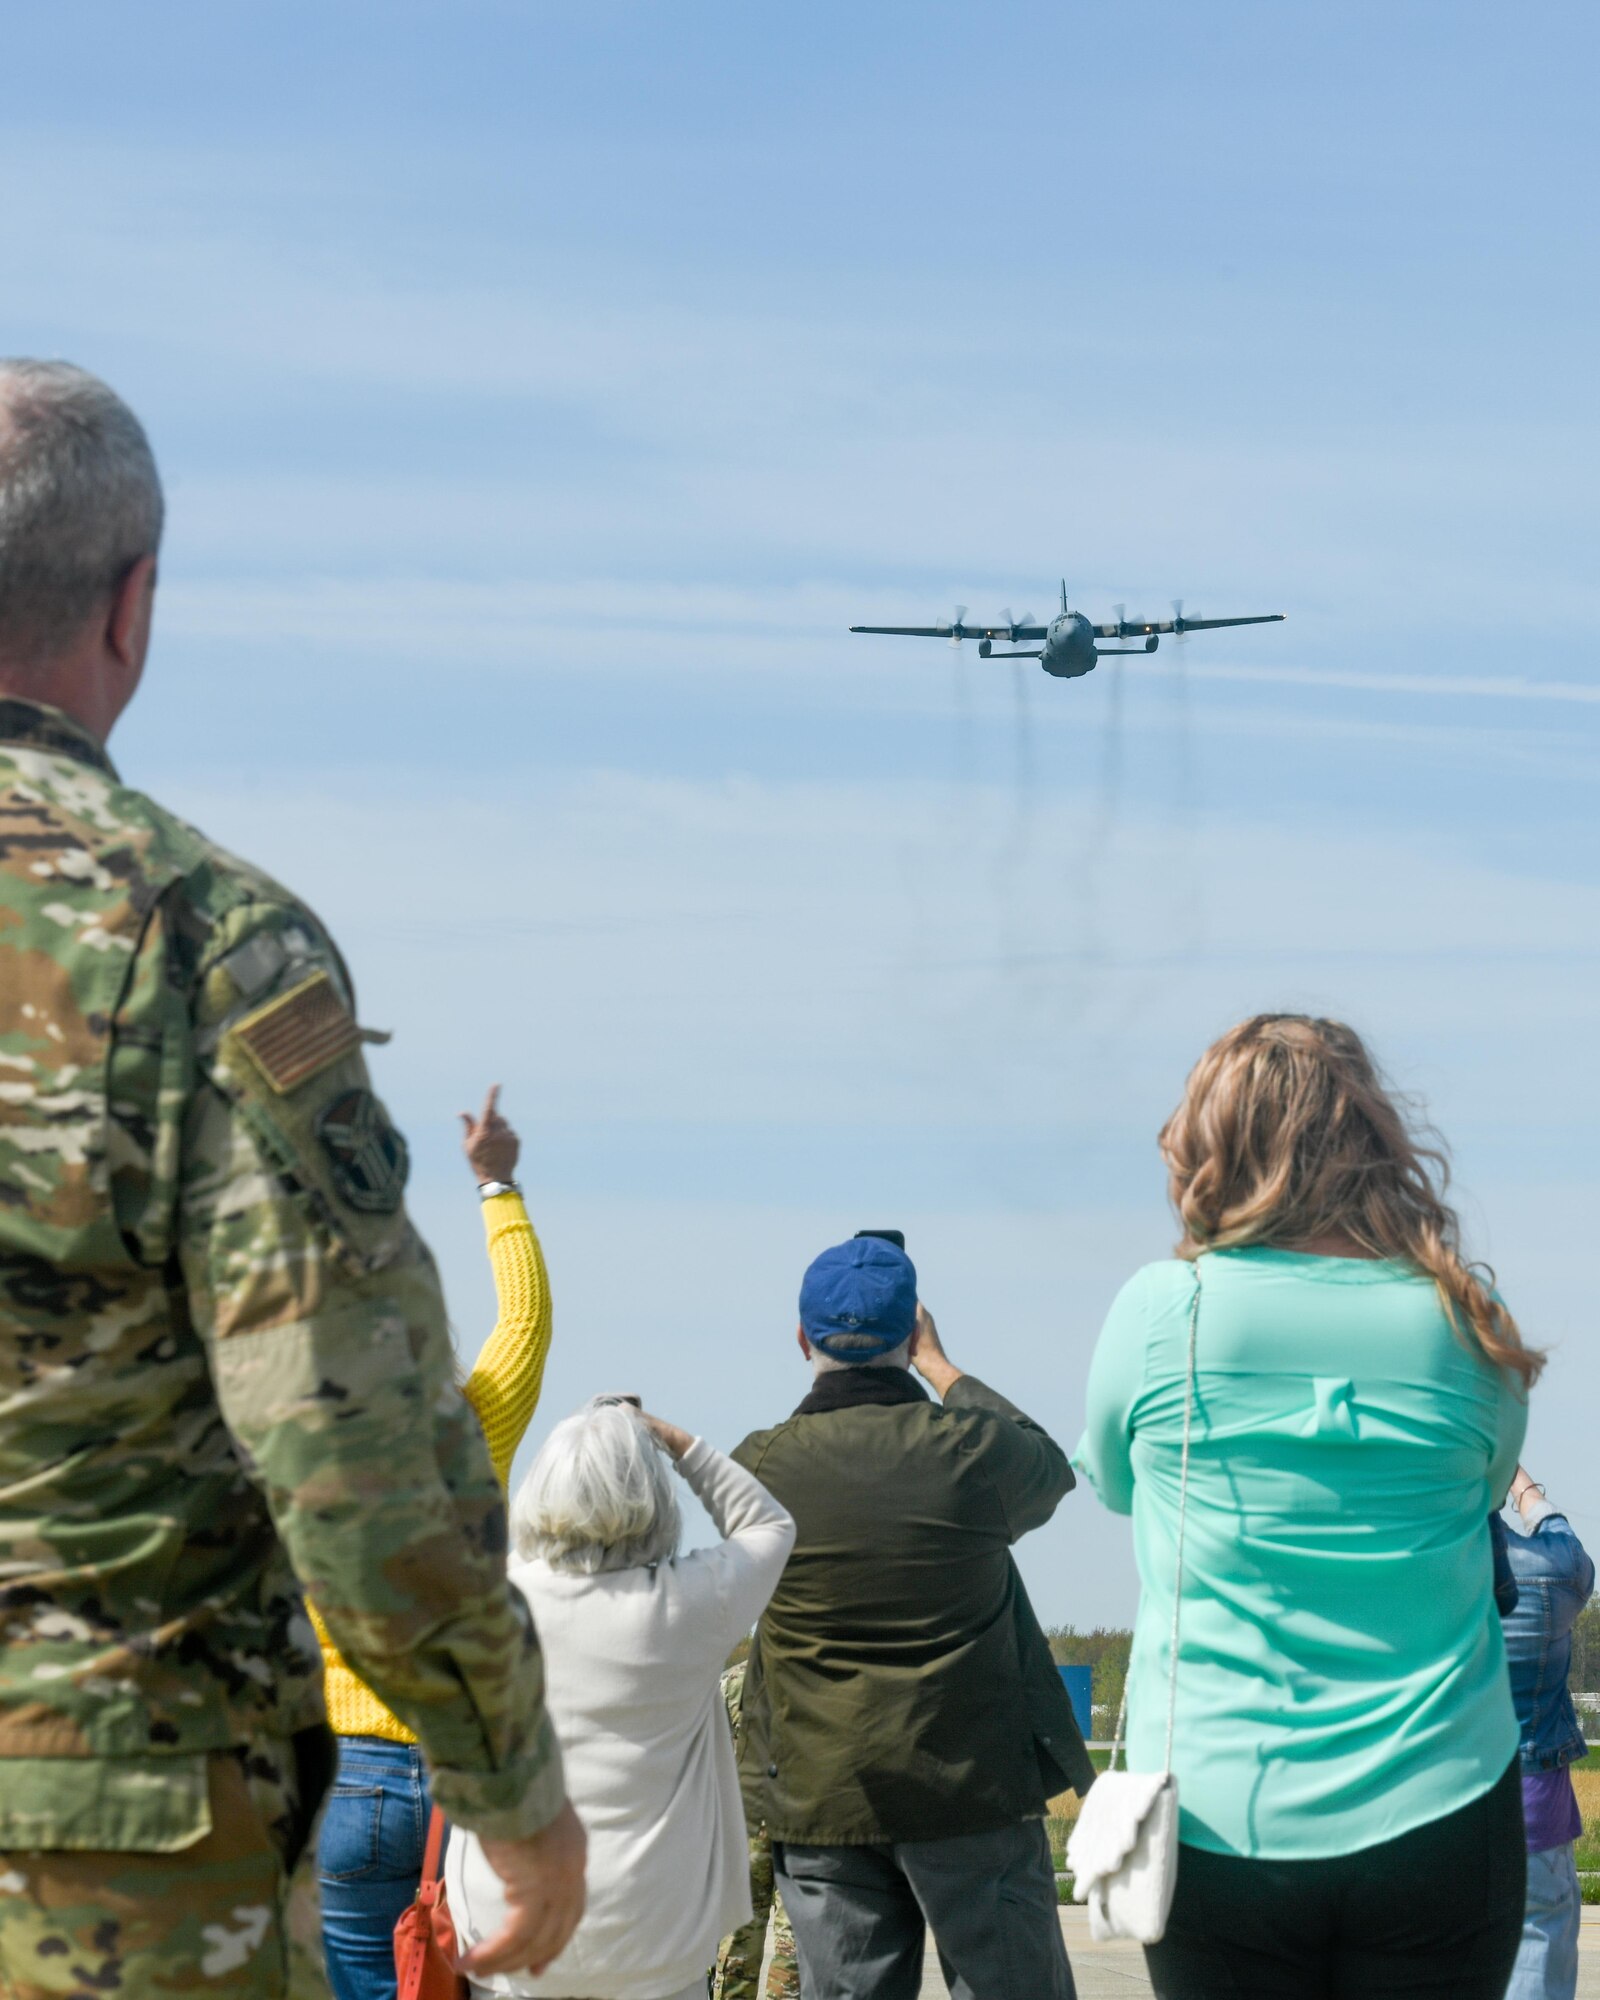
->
xmin=477 ymin=1179 xmax=520 ymax=1200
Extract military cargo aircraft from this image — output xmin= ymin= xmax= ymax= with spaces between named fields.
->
xmin=851 ymin=581 xmax=1284 ymax=679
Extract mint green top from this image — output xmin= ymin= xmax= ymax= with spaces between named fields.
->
xmin=1073 ymin=1248 xmax=1527 ymax=1859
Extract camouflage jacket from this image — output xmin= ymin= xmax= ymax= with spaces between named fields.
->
xmin=721 ymin=1660 xmax=747 ymax=1747
xmin=0 ymin=699 xmax=563 ymax=1849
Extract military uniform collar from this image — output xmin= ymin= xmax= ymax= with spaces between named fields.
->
xmin=0 ymin=697 xmax=120 ymax=781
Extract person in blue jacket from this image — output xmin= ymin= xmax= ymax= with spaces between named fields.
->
xmin=1502 ymin=1463 xmax=1595 ymax=2000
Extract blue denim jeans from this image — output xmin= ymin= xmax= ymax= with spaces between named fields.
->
xmin=1507 ymin=1843 xmax=1582 ymax=2000
xmin=318 ymin=1736 xmax=432 ymax=2000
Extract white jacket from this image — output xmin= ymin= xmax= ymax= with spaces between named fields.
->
xmin=447 ymin=1437 xmax=796 ymax=1999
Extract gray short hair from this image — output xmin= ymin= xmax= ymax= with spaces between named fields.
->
xmin=510 ymin=1400 xmax=681 ymax=1574
xmin=0 ymin=361 xmax=164 ymax=659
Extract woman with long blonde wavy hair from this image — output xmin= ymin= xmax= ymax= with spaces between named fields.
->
xmin=1075 ymin=1014 xmax=1538 ymax=2000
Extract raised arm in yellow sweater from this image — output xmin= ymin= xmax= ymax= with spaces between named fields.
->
xmin=313 ymin=1187 xmax=553 ymax=1741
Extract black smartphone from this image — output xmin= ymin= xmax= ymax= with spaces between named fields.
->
xmin=854 ymin=1229 xmax=906 ymax=1252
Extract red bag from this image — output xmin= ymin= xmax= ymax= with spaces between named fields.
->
xmin=394 ymin=1806 xmax=468 ymax=2000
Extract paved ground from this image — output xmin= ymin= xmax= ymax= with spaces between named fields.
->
xmin=909 ymin=1910 xmax=1146 ymax=1998
xmin=758 ymin=1903 xmax=1600 ymax=1997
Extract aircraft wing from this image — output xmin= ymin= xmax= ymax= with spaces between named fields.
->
xmin=1091 ymin=612 xmax=1285 ymax=638
xmin=850 ymin=623 xmax=1050 ymax=641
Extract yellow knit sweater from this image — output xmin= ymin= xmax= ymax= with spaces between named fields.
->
xmin=310 ymin=1189 xmax=554 ymax=1742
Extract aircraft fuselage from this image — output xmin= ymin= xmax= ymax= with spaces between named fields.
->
xmin=1042 ymin=611 xmax=1098 ymax=678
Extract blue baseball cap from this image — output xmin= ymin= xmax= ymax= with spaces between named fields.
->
xmin=799 ymin=1236 xmax=918 ymax=1358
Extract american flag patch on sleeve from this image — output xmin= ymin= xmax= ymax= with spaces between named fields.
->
xmin=232 ymin=972 xmax=362 ymax=1094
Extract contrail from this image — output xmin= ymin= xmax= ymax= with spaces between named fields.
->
xmin=988 ymin=659 xmax=1036 ymax=973
xmin=1091 ymin=652 xmax=1124 ymax=848
xmin=1050 ymin=657 xmax=1122 ymax=1035
xmin=1192 ymin=663 xmax=1600 ymax=706
xmin=1011 ymin=656 xmax=1034 ymax=797
xmin=949 ymin=649 xmax=976 ymax=783
xmin=1167 ymin=638 xmax=1205 ymax=966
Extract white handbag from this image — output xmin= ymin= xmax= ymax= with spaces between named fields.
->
xmin=1065 ymin=1271 xmax=1200 ymax=1944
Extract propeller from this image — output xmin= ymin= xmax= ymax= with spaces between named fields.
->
xmin=1171 ymin=597 xmax=1187 ymax=638
xmin=999 ymin=605 xmax=1035 ymax=643
xmin=949 ymin=604 xmax=968 ymax=648
xmin=1113 ymin=602 xmax=1127 ymax=639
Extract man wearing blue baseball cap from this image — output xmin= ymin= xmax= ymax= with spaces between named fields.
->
xmin=731 ymin=1235 xmax=1090 ymax=2000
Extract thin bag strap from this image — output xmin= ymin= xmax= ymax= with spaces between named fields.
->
xmin=396 ymin=1807 xmax=452 ymax=2000
xmin=1162 ymin=1268 xmax=1200 ymax=1777
xmin=420 ymin=1804 xmax=447 ymax=1890
xmin=1108 ymin=1264 xmax=1201 ymax=1778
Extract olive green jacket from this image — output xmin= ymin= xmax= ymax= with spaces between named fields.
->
xmin=732 ymin=1368 xmax=1093 ymax=1846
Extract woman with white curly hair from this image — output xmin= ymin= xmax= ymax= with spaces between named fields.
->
xmin=447 ymin=1397 xmax=795 ymax=2000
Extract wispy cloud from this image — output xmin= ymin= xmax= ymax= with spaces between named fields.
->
xmin=7 ymin=4 xmax=1599 ymax=1618
xmin=171 ymin=760 xmax=1598 ymax=1622
xmin=1192 ymin=662 xmax=1600 ymax=706
xmin=165 ymin=766 xmax=1600 ymax=1144
xmin=6 ymin=129 xmax=1592 ymax=640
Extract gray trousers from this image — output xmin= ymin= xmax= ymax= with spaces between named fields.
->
xmin=773 ymin=1819 xmax=1076 ymax=2000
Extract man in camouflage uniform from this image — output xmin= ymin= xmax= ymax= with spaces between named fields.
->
xmin=712 ymin=1662 xmax=799 ymax=2000
xmin=0 ymin=361 xmax=585 ymax=1996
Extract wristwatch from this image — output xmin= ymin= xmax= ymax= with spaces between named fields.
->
xmin=477 ymin=1179 xmax=520 ymax=1200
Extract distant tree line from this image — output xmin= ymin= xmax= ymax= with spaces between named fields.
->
xmin=1570 ymin=1596 xmax=1600 ymax=1692
xmin=1047 ymin=1625 xmax=1130 ymax=1735
xmin=1571 ymin=1595 xmax=1600 ymax=1737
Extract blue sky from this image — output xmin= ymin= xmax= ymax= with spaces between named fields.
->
xmin=5 ymin=1 xmax=1598 ymax=1623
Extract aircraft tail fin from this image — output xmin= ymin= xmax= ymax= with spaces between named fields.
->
xmin=1060 ymin=578 xmax=1069 ymax=614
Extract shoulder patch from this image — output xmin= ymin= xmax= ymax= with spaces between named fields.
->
xmin=315 ymin=1088 xmax=409 ymax=1213
xmin=233 ymin=972 xmax=360 ymax=1094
